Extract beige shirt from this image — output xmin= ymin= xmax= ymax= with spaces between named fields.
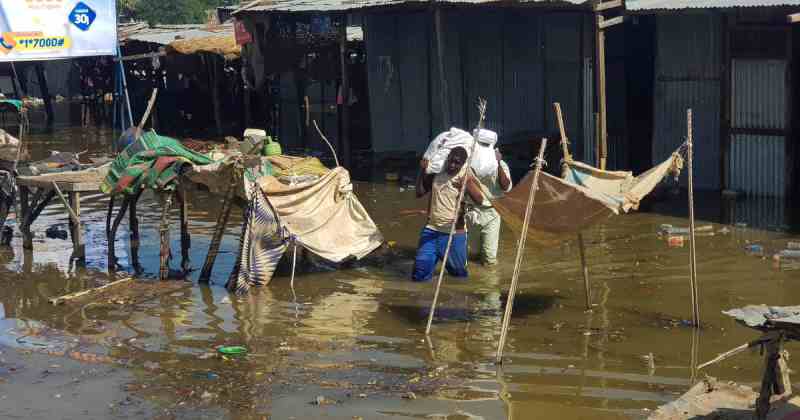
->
xmin=426 ymin=168 xmax=466 ymax=233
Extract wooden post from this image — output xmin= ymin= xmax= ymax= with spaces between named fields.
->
xmin=21 ymin=189 xmax=55 ymax=250
xmin=433 ymin=3 xmax=450 ymax=129
xmin=595 ymin=15 xmax=608 ymax=170
xmin=496 ymin=139 xmax=548 ymax=364
xmin=177 ymin=184 xmax=190 ymax=275
xmin=687 ymin=109 xmax=700 ymax=327
xmin=159 ymin=192 xmax=173 ymax=281
xmin=554 ymin=102 xmax=572 ymax=178
xmin=35 ymin=64 xmax=54 ymax=127
xmin=207 ymin=54 xmax=223 ymax=137
xmin=338 ymin=18 xmax=351 ymax=169
xmin=129 ymin=192 xmax=141 ymax=273
xmin=105 ymin=196 xmax=114 ymax=240
xmin=67 ymin=192 xmax=84 ymax=261
xmin=756 ymin=339 xmax=782 ymax=420
xmin=199 ymin=176 xmax=237 ymax=282
xmin=554 ymin=102 xmax=592 ymax=310
xmin=19 ymin=186 xmax=30 ymax=249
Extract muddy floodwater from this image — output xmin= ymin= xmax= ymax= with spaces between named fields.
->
xmin=1 ymin=119 xmax=800 ymax=419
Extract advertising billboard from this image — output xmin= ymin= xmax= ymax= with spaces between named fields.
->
xmin=0 ymin=0 xmax=117 ymax=61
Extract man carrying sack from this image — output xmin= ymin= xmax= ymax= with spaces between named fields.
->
xmin=465 ymin=129 xmax=512 ymax=266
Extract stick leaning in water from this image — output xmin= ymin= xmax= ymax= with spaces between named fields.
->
xmin=496 ymin=139 xmax=548 ymax=364
xmin=425 ymin=98 xmax=487 ymax=336
xmin=687 ymin=108 xmax=700 ymax=327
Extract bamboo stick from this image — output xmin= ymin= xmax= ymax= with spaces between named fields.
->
xmin=496 ymin=139 xmax=548 ymax=364
xmin=137 ymin=88 xmax=159 ymax=132
xmin=49 ymin=276 xmax=134 ymax=305
xmin=554 ymin=102 xmax=572 ymax=178
xmin=425 ymin=98 xmax=487 ymax=336
xmin=50 ymin=182 xmax=79 ymax=224
xmin=687 ymin=109 xmax=700 ymax=327
xmin=554 ymin=103 xmax=592 ymax=310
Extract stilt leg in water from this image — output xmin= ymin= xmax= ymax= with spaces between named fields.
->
xmin=108 ymin=194 xmax=132 ymax=272
xmin=199 ymin=179 xmax=236 ymax=282
xmin=756 ymin=338 xmax=782 ymax=420
xmin=159 ymin=192 xmax=173 ymax=281
xmin=19 ymin=186 xmax=31 ymax=249
xmin=129 ymin=191 xmax=142 ymax=273
xmin=105 ymin=196 xmax=114 ymax=241
xmin=67 ymin=192 xmax=84 ymax=261
xmin=177 ymin=185 xmax=190 ymax=275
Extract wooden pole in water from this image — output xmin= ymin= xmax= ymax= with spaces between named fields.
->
xmin=129 ymin=191 xmax=142 ymax=273
xmin=687 ymin=108 xmax=700 ymax=327
xmin=159 ymin=192 xmax=173 ymax=281
xmin=554 ymin=102 xmax=572 ymax=178
xmin=425 ymin=98 xmax=487 ymax=336
xmin=338 ymin=18 xmax=351 ymax=169
xmin=595 ymin=15 xmax=608 ymax=170
xmin=199 ymin=173 xmax=238 ymax=282
xmin=496 ymin=138 xmax=548 ymax=364
xmin=554 ymin=102 xmax=591 ymax=310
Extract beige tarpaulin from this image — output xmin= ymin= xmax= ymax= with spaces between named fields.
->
xmin=258 ymin=167 xmax=384 ymax=263
xmin=493 ymin=151 xmax=683 ymax=237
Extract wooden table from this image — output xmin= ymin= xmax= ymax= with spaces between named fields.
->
xmin=16 ymin=165 xmax=109 ymax=261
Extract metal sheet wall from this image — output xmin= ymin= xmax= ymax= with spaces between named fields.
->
xmin=365 ymin=13 xmax=404 ymax=153
xmin=731 ymin=59 xmax=787 ymax=130
xmin=462 ymin=9 xmax=505 ymax=135
xmin=652 ymin=80 xmax=721 ymax=189
xmin=503 ymin=12 xmax=544 ymax=144
xmin=728 ymin=59 xmax=788 ymax=196
xmin=396 ymin=13 xmax=431 ymax=152
xmin=728 ymin=134 xmax=786 ymax=197
xmin=544 ymin=13 xmax=582 ymax=140
xmin=652 ymin=14 xmax=721 ymax=190
xmin=655 ymin=14 xmax=721 ymax=81
xmin=431 ymin=9 xmax=466 ymax=133
xmin=365 ymin=8 xmax=586 ymax=155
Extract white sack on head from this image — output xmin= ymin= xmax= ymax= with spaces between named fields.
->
xmin=423 ymin=127 xmax=474 ymax=174
xmin=471 ymin=142 xmax=499 ymax=179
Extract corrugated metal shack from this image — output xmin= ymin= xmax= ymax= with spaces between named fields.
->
xmin=119 ymin=23 xmax=245 ymax=138
xmin=627 ymin=0 xmax=800 ymax=197
xmin=232 ymin=0 xmax=625 ymax=175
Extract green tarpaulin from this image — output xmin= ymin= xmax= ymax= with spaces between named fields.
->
xmin=101 ymin=131 xmax=214 ymax=195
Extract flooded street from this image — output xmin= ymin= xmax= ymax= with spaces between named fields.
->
xmin=2 ymin=120 xmax=800 ymax=419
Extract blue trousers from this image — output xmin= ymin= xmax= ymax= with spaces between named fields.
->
xmin=412 ymin=227 xmax=468 ymax=282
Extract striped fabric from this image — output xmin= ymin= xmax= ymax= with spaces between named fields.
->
xmin=230 ymin=177 xmax=286 ymax=294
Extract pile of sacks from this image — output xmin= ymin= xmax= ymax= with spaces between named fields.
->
xmin=422 ymin=127 xmax=498 ymax=178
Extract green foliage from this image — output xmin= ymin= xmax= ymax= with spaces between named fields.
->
xmin=119 ymin=0 xmax=238 ymax=25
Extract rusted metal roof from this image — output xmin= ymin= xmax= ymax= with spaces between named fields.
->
xmin=125 ymin=25 xmax=234 ymax=46
xmin=628 ymin=0 xmax=800 ymax=11
xmin=233 ymin=0 xmax=588 ymax=14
